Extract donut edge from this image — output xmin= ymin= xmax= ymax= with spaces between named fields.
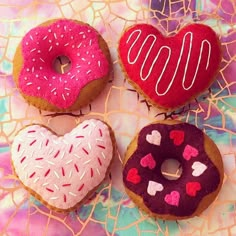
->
xmin=122 ymin=120 xmax=224 ymax=220
xmin=13 ymin=19 xmax=112 ymax=112
xmin=10 ymin=119 xmax=117 ymax=212
xmin=117 ymin=23 xmax=222 ymax=112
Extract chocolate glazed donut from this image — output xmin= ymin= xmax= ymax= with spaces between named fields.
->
xmin=123 ymin=120 xmax=223 ymax=220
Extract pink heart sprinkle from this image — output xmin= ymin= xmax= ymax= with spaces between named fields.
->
xmin=140 ymin=153 xmax=156 ymax=169
xmin=164 ymin=191 xmax=180 ymax=206
xmin=183 ymin=144 xmax=199 ymax=161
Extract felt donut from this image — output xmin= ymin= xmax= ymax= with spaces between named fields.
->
xmin=11 ymin=119 xmax=115 ymax=212
xmin=123 ymin=120 xmax=223 ymax=220
xmin=13 ymin=19 xmax=111 ymax=112
xmin=118 ymin=23 xmax=222 ymax=111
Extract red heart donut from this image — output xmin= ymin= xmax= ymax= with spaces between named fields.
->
xmin=118 ymin=24 xmax=221 ymax=110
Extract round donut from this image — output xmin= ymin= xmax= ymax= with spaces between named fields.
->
xmin=122 ymin=120 xmax=223 ymax=220
xmin=13 ymin=19 xmax=111 ymax=112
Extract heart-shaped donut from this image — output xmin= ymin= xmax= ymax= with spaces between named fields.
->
xmin=118 ymin=23 xmax=221 ymax=110
xmin=11 ymin=119 xmax=114 ymax=211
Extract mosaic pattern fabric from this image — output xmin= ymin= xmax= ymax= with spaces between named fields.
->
xmin=0 ymin=0 xmax=235 ymax=235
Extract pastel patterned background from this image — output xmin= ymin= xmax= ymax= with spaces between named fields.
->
xmin=0 ymin=0 xmax=235 ymax=235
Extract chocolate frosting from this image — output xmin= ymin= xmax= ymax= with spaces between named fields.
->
xmin=123 ymin=123 xmax=221 ymax=217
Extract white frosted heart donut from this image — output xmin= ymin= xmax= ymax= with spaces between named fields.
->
xmin=11 ymin=119 xmax=115 ymax=212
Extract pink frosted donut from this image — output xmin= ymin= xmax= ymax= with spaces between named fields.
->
xmin=13 ymin=19 xmax=111 ymax=111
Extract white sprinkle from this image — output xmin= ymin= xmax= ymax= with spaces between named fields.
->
xmin=61 ymin=34 xmax=64 ymax=38
xmin=64 ymin=43 xmax=69 ymax=46
xmin=40 ymin=58 xmax=45 ymax=63
xmin=52 ymin=76 xmax=56 ymax=79
xmin=56 ymin=42 xmax=59 ymax=46
xmin=43 ymin=35 xmax=48 ymax=40
xmin=64 ymin=80 xmax=67 ymax=83
xmin=49 ymin=84 xmax=52 ymax=87
xmin=81 ymin=58 xmax=86 ymax=61
xmin=26 ymin=68 xmax=30 ymax=72
xmin=60 ymin=151 xmax=65 ymax=159
xmin=86 ymin=70 xmax=91 ymax=74
xmin=83 ymin=35 xmax=86 ymax=39
xmin=36 ymin=74 xmax=39 ymax=78
xmin=76 ymin=65 xmax=81 ymax=68
xmin=71 ymin=75 xmax=75 ymax=79
xmin=92 ymin=54 xmax=94 ymax=58
xmin=59 ymin=77 xmax=62 ymax=82
xmin=89 ymin=39 xmax=92 ymax=46
xmin=52 ymin=139 xmax=58 ymax=144
xmin=35 ymin=165 xmax=43 ymax=169
xmin=54 ymin=92 xmax=57 ymax=95
xmin=49 ymin=46 xmax=53 ymax=52
xmin=65 ymin=88 xmax=70 ymax=91
xmin=33 ymin=177 xmax=40 ymax=183
xmin=88 ymin=29 xmax=91 ymax=33
xmin=88 ymin=143 xmax=91 ymax=150
xmin=88 ymin=128 xmax=92 ymax=136
xmin=54 ymin=171 xmax=60 ymax=179
xmin=86 ymin=51 xmax=89 ymax=55
xmin=64 ymin=26 xmax=67 ymax=31
xmin=23 ymin=164 xmax=28 ymax=170
xmin=96 ymin=138 xmax=103 ymax=142
xmin=24 ymin=77 xmax=27 ymax=80
xmin=30 ymin=48 xmax=36 ymax=53
xmin=76 ymin=142 xmax=81 ymax=148
xmin=77 ymin=42 xmax=82 ymax=48
xmin=76 ymin=78 xmax=78 ymax=81
xmin=54 ymin=184 xmax=59 ymax=190
xmin=51 ymin=88 xmax=56 ymax=93
xmin=44 ymin=76 xmax=48 ymax=81
xmin=32 ymin=58 xmax=36 ymax=62
xmin=49 ymin=40 xmax=52 ymax=43
xmin=62 ymin=94 xmax=66 ymax=101
xmin=46 ymin=160 xmax=55 ymax=165
xmin=80 ymin=171 xmax=86 ymax=180
xmin=40 ymin=67 xmax=43 ymax=70
xmin=77 ymin=70 xmax=80 ymax=73
xmin=42 ymin=182 xmax=49 ymax=186
xmin=50 ymin=197 xmax=59 ymax=200
xmin=73 ymin=154 xmax=81 ymax=159
xmin=26 ymin=82 xmax=32 ymax=86
xmin=69 ymin=192 xmax=77 ymax=197
xmin=66 ymin=93 xmax=69 ymax=96
xmin=69 ymin=170 xmax=72 ymax=178
xmin=83 ymin=159 xmax=91 ymax=165
xmin=102 ymin=152 xmax=106 ymax=159
xmin=72 ymin=45 xmax=75 ymax=48
xmin=40 ymin=132 xmax=45 ymax=137
xmin=71 ymin=36 xmax=74 ymax=39
xmin=54 ymin=33 xmax=57 ymax=39
xmin=37 ymin=87 xmax=40 ymax=90
xmin=25 ymin=42 xmax=29 ymax=45
xmin=48 ymin=29 xmax=52 ymax=32
xmin=66 ymin=159 xmax=73 ymax=164
xmin=98 ymin=61 xmax=101 ymax=67
xmin=96 ymin=168 xmax=101 ymax=175
xmin=57 ymin=24 xmax=60 ymax=28
xmin=35 ymin=32 xmax=38 ymax=35
xmin=30 ymin=35 xmax=33 ymax=40
xmin=32 ymin=67 xmax=35 ymax=73
xmin=79 ymin=32 xmax=84 ymax=35
xmin=38 ymin=50 xmax=41 ymax=53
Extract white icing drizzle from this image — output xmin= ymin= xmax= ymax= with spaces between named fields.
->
xmin=126 ymin=29 xmax=212 ymax=96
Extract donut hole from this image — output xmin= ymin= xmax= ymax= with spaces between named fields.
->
xmin=161 ymin=159 xmax=183 ymax=180
xmin=53 ymin=55 xmax=71 ymax=74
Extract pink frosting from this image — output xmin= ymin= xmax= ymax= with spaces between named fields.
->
xmin=11 ymin=119 xmax=113 ymax=210
xmin=19 ymin=19 xmax=109 ymax=109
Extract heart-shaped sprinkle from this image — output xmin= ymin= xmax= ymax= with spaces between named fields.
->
xmin=164 ymin=191 xmax=180 ymax=206
xmin=146 ymin=130 xmax=161 ymax=146
xmin=169 ymin=130 xmax=185 ymax=146
xmin=11 ymin=119 xmax=113 ymax=210
xmin=147 ymin=181 xmax=164 ymax=196
xmin=192 ymin=161 xmax=207 ymax=177
xmin=126 ymin=168 xmax=141 ymax=184
xmin=183 ymin=145 xmax=199 ymax=160
xmin=140 ymin=153 xmax=156 ymax=169
xmin=186 ymin=182 xmax=201 ymax=197
xmin=118 ymin=24 xmax=221 ymax=110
